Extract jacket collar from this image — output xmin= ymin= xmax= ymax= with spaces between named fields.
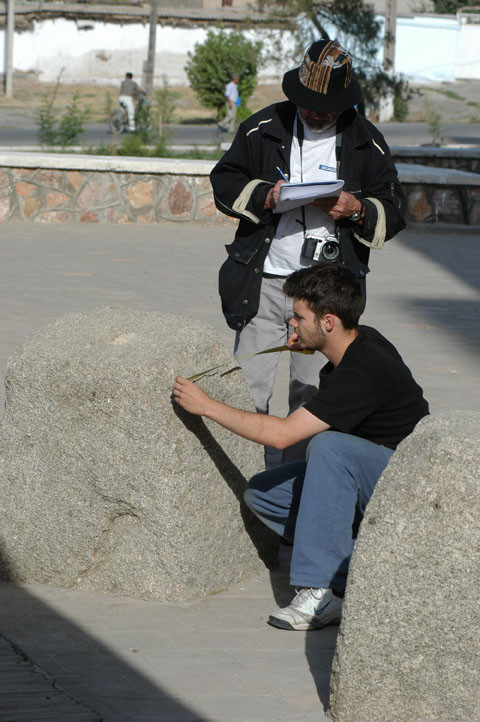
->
xmin=258 ymin=101 xmax=372 ymax=148
xmin=337 ymin=109 xmax=373 ymax=147
xmin=260 ymin=101 xmax=297 ymax=142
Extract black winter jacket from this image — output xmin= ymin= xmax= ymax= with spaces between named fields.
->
xmin=210 ymin=101 xmax=407 ymax=331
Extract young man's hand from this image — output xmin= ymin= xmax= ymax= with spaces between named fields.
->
xmin=287 ymin=332 xmax=304 ymax=351
xmin=172 ymin=377 xmax=211 ymax=416
xmin=173 ymin=374 xmax=329 ymax=447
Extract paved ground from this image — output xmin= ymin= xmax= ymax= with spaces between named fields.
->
xmin=0 ymin=221 xmax=479 ymax=721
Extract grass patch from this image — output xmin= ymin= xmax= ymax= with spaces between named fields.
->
xmin=443 ymin=90 xmax=466 ymax=101
xmin=423 ymin=87 xmax=466 ymax=101
xmin=173 ymin=147 xmax=224 ymax=160
xmin=84 ymin=138 xmax=224 ymax=161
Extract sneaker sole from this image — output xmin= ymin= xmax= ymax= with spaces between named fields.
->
xmin=267 ymin=614 xmax=342 ymax=631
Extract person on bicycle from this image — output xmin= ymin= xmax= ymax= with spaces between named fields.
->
xmin=119 ymin=72 xmax=146 ymax=132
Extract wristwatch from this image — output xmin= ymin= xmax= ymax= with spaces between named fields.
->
xmin=349 ymin=206 xmax=363 ymax=223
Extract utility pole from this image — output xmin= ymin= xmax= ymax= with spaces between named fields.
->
xmin=5 ymin=0 xmax=15 ymax=97
xmin=383 ymin=0 xmax=397 ymax=72
xmin=379 ymin=0 xmax=398 ymax=121
xmin=142 ymin=0 xmax=158 ymax=97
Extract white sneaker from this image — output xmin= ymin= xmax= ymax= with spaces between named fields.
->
xmin=268 ymin=587 xmax=343 ymax=630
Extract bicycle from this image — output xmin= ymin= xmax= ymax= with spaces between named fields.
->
xmin=108 ymin=101 xmax=129 ymax=135
xmin=108 ymin=96 xmax=149 ymax=136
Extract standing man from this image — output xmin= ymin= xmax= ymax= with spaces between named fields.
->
xmin=119 ymin=72 xmax=146 ymax=132
xmin=218 ymin=73 xmax=240 ymax=133
xmin=210 ymin=39 xmax=407 ymax=464
xmin=173 ymin=264 xmax=429 ymax=629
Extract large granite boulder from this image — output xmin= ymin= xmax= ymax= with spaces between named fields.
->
xmin=328 ymin=411 xmax=480 ymax=722
xmin=0 ymin=307 xmax=276 ymax=602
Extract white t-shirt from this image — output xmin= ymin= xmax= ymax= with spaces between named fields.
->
xmin=263 ymin=115 xmax=337 ymax=276
xmin=225 ymin=81 xmax=239 ymax=104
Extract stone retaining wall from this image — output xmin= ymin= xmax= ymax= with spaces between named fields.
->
xmin=1 ymin=152 xmax=479 ymax=227
xmin=0 ymin=156 xmax=222 ymax=225
xmin=396 ymin=162 xmax=480 ymax=225
xmin=393 ymin=147 xmax=480 ymax=175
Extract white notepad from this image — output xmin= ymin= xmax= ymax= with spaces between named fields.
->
xmin=274 ymin=180 xmax=344 ymax=214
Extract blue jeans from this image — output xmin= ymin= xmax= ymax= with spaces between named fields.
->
xmin=244 ymin=431 xmax=394 ymax=590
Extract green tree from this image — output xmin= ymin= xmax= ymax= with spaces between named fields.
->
xmin=185 ymin=28 xmax=263 ymax=121
xmin=256 ymin=0 xmax=411 ymax=117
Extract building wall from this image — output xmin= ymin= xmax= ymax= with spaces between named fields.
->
xmin=456 ymin=16 xmax=480 ymax=80
xmin=1 ymin=14 xmax=479 ymax=85
xmin=394 ymin=16 xmax=458 ymax=82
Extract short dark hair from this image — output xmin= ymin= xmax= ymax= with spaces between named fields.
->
xmin=126 ymin=72 xmax=133 ymax=79
xmin=283 ymin=264 xmax=363 ymax=329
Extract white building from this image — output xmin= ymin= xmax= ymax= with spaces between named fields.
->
xmin=1 ymin=2 xmax=480 ymax=85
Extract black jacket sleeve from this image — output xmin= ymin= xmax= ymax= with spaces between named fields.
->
xmin=210 ymin=123 xmax=275 ymax=226
xmin=344 ymin=119 xmax=407 ymax=249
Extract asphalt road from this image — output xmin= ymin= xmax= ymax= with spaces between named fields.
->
xmin=0 ymin=118 xmax=479 ymax=149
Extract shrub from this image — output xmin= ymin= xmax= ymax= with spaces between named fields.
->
xmin=155 ymin=75 xmax=181 ymax=131
xmin=35 ymin=96 xmax=58 ymax=146
xmin=392 ymin=95 xmax=409 ymax=122
xmin=57 ymin=94 xmax=91 ymax=146
xmin=185 ymin=27 xmax=263 ymax=121
xmin=34 ymin=83 xmax=90 ymax=147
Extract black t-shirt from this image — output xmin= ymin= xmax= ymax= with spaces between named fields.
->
xmin=304 ymin=326 xmax=429 ymax=450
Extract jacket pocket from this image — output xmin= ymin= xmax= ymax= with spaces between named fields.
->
xmin=225 ymin=238 xmax=259 ymax=265
xmin=219 ymin=240 xmax=263 ymax=330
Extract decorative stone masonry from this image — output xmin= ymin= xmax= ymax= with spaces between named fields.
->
xmin=328 ymin=411 xmax=480 ymax=722
xmin=393 ymin=147 xmax=480 ymax=175
xmin=397 ymin=162 xmax=480 ymax=225
xmin=0 ymin=307 xmax=276 ymax=602
xmin=0 ymin=156 xmax=221 ymax=224
xmin=0 ymin=152 xmax=479 ymax=226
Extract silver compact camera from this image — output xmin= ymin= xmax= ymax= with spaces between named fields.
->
xmin=301 ymin=235 xmax=341 ymax=263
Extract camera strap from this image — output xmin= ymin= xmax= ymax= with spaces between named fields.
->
xmin=297 ymin=120 xmax=308 ymax=236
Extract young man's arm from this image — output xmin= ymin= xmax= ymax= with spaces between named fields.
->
xmin=172 ymin=377 xmax=329 ymax=449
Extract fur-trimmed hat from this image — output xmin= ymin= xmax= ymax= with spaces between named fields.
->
xmin=282 ymin=39 xmax=362 ymax=112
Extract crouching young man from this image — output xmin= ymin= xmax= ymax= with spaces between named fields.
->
xmin=172 ymin=264 xmax=429 ymax=630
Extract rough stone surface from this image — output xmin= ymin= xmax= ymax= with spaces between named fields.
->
xmin=432 ymin=188 xmax=464 ymax=222
xmin=328 ymin=411 xmax=480 ymax=722
xmin=167 ymin=180 xmax=194 ymax=217
xmin=0 ymin=307 xmax=275 ymax=602
xmin=407 ymin=187 xmax=433 ymax=222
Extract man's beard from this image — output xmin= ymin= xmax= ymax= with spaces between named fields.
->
xmin=305 ymin=324 xmax=327 ymax=352
xmin=300 ymin=111 xmax=337 ymax=131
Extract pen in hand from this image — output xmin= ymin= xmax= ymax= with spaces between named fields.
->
xmin=276 ymin=167 xmax=290 ymax=183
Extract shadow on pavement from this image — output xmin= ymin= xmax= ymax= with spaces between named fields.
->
xmin=269 ymin=560 xmax=338 ymax=712
xmin=403 ymin=297 xmax=480 ymax=355
xmin=398 ymin=229 xmax=480 ymax=295
xmin=397 ymin=231 xmax=480 ymax=357
xmin=0 ymin=545 xmax=207 ymax=722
